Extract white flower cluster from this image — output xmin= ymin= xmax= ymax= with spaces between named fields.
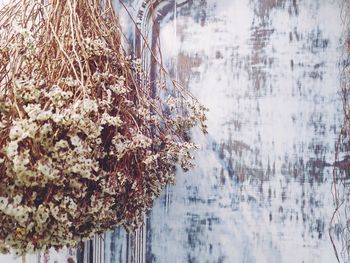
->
xmin=83 ymin=37 xmax=112 ymax=57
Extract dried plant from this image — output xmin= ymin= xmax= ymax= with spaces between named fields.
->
xmin=0 ymin=0 xmax=207 ymax=255
xmin=330 ymin=1 xmax=350 ymax=262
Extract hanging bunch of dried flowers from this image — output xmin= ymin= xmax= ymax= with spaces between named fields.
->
xmin=0 ymin=0 xmax=207 ymax=255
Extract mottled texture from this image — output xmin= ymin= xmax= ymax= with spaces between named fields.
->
xmin=105 ymin=0 xmax=344 ymax=263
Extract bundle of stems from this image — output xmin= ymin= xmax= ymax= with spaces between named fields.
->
xmin=0 ymin=0 xmax=207 ymax=255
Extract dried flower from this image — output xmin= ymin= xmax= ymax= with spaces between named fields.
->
xmin=0 ymin=0 xmax=207 ymax=256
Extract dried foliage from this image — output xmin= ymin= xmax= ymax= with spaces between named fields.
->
xmin=330 ymin=1 xmax=350 ymax=262
xmin=0 ymin=0 xmax=207 ymax=255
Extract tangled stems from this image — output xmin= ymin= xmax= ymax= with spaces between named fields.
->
xmin=0 ymin=0 xmax=207 ymax=255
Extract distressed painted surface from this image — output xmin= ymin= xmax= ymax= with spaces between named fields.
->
xmin=113 ymin=0 xmax=344 ymax=262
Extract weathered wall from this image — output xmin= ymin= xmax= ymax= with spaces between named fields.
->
xmin=105 ymin=0 xmax=345 ymax=262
